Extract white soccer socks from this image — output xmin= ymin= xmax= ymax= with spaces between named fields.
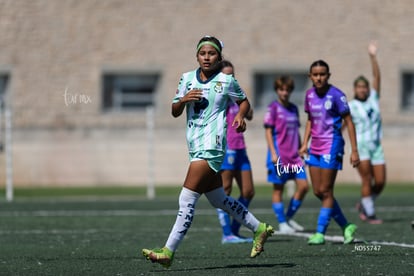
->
xmin=165 ymin=187 xmax=201 ymax=252
xmin=205 ymin=187 xmax=260 ymax=232
xmin=361 ymin=196 xmax=375 ymax=217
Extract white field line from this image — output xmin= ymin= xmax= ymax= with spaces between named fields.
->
xmin=1 ymin=226 xmax=413 ymax=250
xmin=0 ymin=229 xmax=101 ymax=235
xmin=273 ymin=231 xmax=414 ymax=249
xmin=0 ymin=206 xmax=414 ymax=217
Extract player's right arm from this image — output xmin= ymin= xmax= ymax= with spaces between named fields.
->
xmin=263 ymin=103 xmax=278 ymax=163
xmin=299 ymin=116 xmax=311 ymax=157
xmin=265 ymin=127 xmax=278 ymax=164
xmin=171 ymin=89 xmax=203 ymax=117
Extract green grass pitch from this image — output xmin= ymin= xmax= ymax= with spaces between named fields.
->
xmin=0 ymin=184 xmax=413 ymax=275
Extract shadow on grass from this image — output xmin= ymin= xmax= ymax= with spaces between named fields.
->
xmin=267 ymin=238 xmax=297 ymax=243
xmin=382 ymin=218 xmax=406 ymax=223
xmin=154 ymin=262 xmax=296 ymax=273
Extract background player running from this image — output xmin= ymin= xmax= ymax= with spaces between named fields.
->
xmin=216 ymin=60 xmax=255 ymax=244
xmin=142 ymin=36 xmax=274 ymax=268
xmin=299 ymin=60 xmax=360 ymax=245
xmin=264 ymin=76 xmax=309 ymax=234
xmin=349 ymin=41 xmax=385 ymax=224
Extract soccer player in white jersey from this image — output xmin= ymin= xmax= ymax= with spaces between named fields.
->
xmin=349 ymin=41 xmax=385 ymax=224
xmin=142 ymin=36 xmax=274 ymax=268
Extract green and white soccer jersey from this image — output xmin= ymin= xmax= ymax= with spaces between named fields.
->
xmin=349 ymin=89 xmax=385 ymax=164
xmin=173 ymin=69 xmax=246 ymax=154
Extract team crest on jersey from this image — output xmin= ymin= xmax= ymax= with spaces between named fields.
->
xmin=214 ymin=82 xmax=223 ymax=93
xmin=341 ymin=96 xmax=347 ymax=103
xmin=323 ymin=154 xmax=331 ymax=163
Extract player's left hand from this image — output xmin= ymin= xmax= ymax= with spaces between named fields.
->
xmin=368 ymin=40 xmax=378 ymax=57
xmin=232 ymin=115 xmax=246 ymax=133
xmin=350 ymin=151 xmax=360 ymax=168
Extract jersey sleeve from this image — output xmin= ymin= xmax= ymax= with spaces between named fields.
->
xmin=228 ymin=77 xmax=247 ymax=102
xmin=263 ymin=102 xmax=276 ymax=128
xmin=370 ymin=89 xmax=379 ymax=101
xmin=172 ymin=75 xmax=187 ymax=103
xmin=336 ymin=91 xmax=351 ymax=116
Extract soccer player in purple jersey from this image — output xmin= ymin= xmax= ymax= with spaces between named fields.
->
xmin=264 ymin=76 xmax=309 ymax=234
xmin=299 ymin=60 xmax=360 ymax=245
xmin=217 ymin=60 xmax=255 ymax=244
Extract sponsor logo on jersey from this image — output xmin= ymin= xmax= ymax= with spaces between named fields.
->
xmin=311 ymin=111 xmax=323 ymax=117
xmin=310 ymin=103 xmax=323 ymax=110
xmin=186 ymin=82 xmax=193 ymax=91
xmin=216 ymin=135 xmax=221 ymax=147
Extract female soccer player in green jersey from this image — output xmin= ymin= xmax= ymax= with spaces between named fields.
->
xmin=349 ymin=41 xmax=385 ymax=224
xmin=142 ymin=36 xmax=274 ymax=268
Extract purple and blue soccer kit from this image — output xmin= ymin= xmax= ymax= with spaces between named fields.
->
xmin=304 ymin=85 xmax=350 ymax=170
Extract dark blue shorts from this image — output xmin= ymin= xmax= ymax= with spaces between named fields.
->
xmin=305 ymin=138 xmax=345 ymax=170
xmin=305 ymin=152 xmax=344 ymax=170
xmin=221 ymin=149 xmax=251 ymax=171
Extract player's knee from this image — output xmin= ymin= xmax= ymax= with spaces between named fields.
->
xmin=299 ymin=184 xmax=309 ymax=195
xmin=313 ymin=189 xmax=331 ymax=200
xmin=224 ymin=187 xmax=232 ymax=196
xmin=375 ymin=178 xmax=386 ymax=187
xmin=313 ymin=190 xmax=323 ymax=200
xmin=243 ymin=189 xmax=255 ymax=200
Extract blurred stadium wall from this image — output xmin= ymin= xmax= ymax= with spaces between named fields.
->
xmin=0 ymin=0 xmax=413 ymax=187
